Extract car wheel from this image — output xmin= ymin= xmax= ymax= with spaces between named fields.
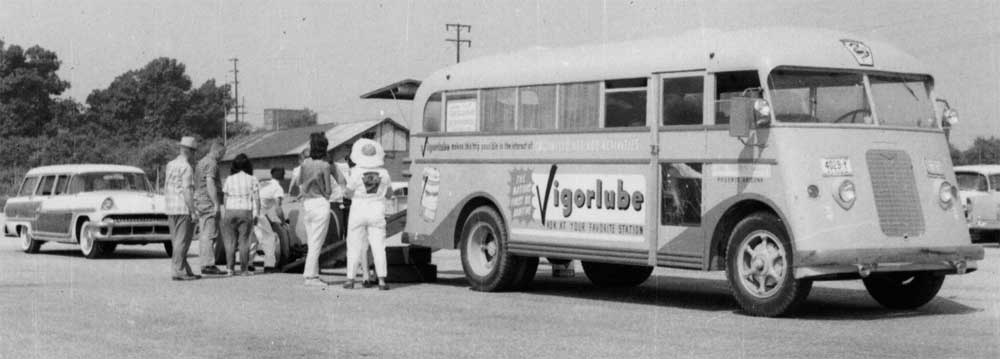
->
xmin=459 ymin=206 xmax=532 ymax=292
xmin=78 ymin=222 xmax=104 ymax=259
xmin=163 ymin=242 xmax=173 ymax=258
xmin=862 ymin=272 xmax=945 ymax=309
xmin=19 ymin=228 xmax=42 ymax=253
xmin=726 ymin=212 xmax=812 ymax=317
xmin=581 ymin=261 xmax=653 ymax=287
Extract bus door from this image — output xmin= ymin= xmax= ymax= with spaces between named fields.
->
xmin=655 ymin=71 xmax=709 ymax=269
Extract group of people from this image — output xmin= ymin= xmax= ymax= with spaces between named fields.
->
xmin=164 ymin=133 xmax=393 ymax=290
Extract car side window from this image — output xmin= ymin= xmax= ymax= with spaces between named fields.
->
xmin=990 ymin=174 xmax=1000 ymax=192
xmin=18 ymin=176 xmax=40 ymax=197
xmin=54 ymin=175 xmax=70 ymax=195
xmin=36 ymin=176 xmax=56 ymax=196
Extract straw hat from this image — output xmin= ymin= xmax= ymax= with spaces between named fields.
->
xmin=178 ymin=136 xmax=197 ymax=149
xmin=350 ymin=138 xmax=385 ymax=168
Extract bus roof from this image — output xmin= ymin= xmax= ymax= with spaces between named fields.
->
xmin=414 ymin=27 xmax=929 ymax=104
xmin=25 ymin=164 xmax=146 ymax=176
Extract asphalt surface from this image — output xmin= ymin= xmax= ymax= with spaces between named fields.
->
xmin=1 ymin=218 xmax=998 ymax=358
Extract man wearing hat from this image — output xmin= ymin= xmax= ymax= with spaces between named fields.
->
xmin=164 ymin=136 xmax=200 ymax=281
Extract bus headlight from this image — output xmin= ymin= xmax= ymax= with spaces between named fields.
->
xmin=938 ymin=182 xmax=956 ymax=210
xmin=834 ymin=180 xmax=856 ymax=210
xmin=101 ymin=197 xmax=115 ymax=211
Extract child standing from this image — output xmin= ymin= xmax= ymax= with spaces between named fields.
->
xmin=343 ymin=138 xmax=392 ymax=290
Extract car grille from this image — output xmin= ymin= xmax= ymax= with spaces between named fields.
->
xmin=866 ymin=150 xmax=925 ymax=237
xmin=106 ymin=214 xmax=170 ymax=236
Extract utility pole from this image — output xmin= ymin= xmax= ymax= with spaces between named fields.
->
xmin=445 ymin=23 xmax=471 ymax=63
xmin=226 ymin=58 xmax=247 ymax=145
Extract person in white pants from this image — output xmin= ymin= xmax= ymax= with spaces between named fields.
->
xmin=297 ymin=132 xmax=336 ymax=286
xmin=343 ymin=138 xmax=393 ymax=290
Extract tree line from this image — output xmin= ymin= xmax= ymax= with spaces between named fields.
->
xmin=1 ymin=40 xmax=248 ymax=203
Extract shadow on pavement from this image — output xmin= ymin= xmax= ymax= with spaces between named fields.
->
xmin=32 ymin=248 xmax=177 ymax=260
xmin=429 ymin=270 xmax=981 ymax=319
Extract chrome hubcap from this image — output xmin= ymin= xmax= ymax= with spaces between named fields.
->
xmin=80 ymin=223 xmax=93 ymax=254
xmin=20 ymin=230 xmax=30 ymax=250
xmin=736 ymin=230 xmax=787 ymax=298
xmin=465 ymin=223 xmax=498 ymax=277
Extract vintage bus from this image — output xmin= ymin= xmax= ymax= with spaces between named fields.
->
xmin=401 ymin=27 xmax=983 ymax=316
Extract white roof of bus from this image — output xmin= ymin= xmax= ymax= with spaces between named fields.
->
xmin=955 ymin=165 xmax=1000 ymax=175
xmin=414 ymin=27 xmax=929 ymax=105
xmin=26 ymin=164 xmax=146 ymax=176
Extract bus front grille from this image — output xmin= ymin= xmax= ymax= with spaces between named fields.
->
xmin=866 ymin=150 xmax=925 ymax=237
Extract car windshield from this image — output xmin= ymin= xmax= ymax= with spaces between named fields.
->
xmin=955 ymin=172 xmax=988 ymax=192
xmin=767 ymin=68 xmax=936 ymax=128
xmin=69 ymin=172 xmax=151 ymax=193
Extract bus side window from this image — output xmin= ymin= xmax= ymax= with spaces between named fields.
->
xmin=715 ymin=71 xmax=761 ymax=125
xmin=445 ymin=92 xmax=479 ymax=132
xmin=519 ymin=85 xmax=557 ymax=130
xmin=423 ymin=92 xmax=442 ymax=133
xmin=605 ymin=78 xmax=647 ymax=128
xmin=663 ymin=77 xmax=704 ymax=126
xmin=558 ymin=82 xmax=600 ymax=129
xmin=481 ymin=88 xmax=516 ymax=132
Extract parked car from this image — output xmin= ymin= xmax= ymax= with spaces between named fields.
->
xmin=955 ymin=165 xmax=1000 ymax=243
xmin=2 ymin=164 xmax=172 ymax=258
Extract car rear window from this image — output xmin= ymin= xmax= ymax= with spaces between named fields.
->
xmin=17 ymin=176 xmax=39 ymax=196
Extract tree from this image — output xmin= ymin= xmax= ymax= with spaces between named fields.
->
xmin=226 ymin=120 xmax=254 ymax=140
xmin=0 ymin=41 xmax=70 ymax=137
xmin=961 ymin=137 xmax=1000 ymax=165
xmin=85 ymin=57 xmax=231 ymax=143
xmin=282 ymin=108 xmax=318 ymax=130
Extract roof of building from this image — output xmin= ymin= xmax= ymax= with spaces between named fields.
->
xmin=360 ymin=79 xmax=422 ymax=100
xmin=222 ymin=118 xmax=408 ymax=161
xmin=955 ymin=165 xmax=1000 ymax=175
xmin=26 ymin=164 xmax=145 ymax=176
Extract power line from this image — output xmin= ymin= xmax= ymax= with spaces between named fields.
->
xmin=445 ymin=23 xmax=471 ymax=63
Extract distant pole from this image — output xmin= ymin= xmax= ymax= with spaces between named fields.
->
xmin=229 ymin=58 xmax=240 ymax=123
xmin=445 ymin=23 xmax=471 ymax=63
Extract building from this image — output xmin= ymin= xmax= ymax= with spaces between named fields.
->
xmin=262 ymin=108 xmax=318 ymax=131
xmin=221 ymin=118 xmax=409 ymax=180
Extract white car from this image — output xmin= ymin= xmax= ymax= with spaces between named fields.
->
xmin=955 ymin=165 xmax=1000 ymax=243
xmin=3 ymin=164 xmax=172 ymax=258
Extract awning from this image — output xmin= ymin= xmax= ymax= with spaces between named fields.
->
xmin=360 ymin=79 xmax=421 ymax=100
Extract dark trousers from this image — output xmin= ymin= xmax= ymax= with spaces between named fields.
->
xmin=168 ymin=215 xmax=194 ymax=277
xmin=221 ymin=209 xmax=253 ymax=272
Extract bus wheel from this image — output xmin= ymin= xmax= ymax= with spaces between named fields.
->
xmin=459 ymin=206 xmax=528 ymax=292
xmin=581 ymin=261 xmax=653 ymax=287
xmin=862 ymin=272 xmax=944 ymax=309
xmin=726 ymin=212 xmax=812 ymax=317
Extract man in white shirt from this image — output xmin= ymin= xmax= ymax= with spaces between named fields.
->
xmin=254 ymin=167 xmax=290 ymax=268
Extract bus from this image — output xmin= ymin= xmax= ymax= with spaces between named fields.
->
xmin=400 ymin=27 xmax=983 ymax=317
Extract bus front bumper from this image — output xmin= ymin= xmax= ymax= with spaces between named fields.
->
xmin=794 ymin=245 xmax=984 ymax=280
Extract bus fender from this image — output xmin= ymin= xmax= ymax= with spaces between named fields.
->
xmin=423 ymin=191 xmax=505 ymax=250
xmin=704 ymin=194 xmax=794 ymax=271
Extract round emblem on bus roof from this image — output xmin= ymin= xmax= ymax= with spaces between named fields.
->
xmin=840 ymin=39 xmax=874 ymax=67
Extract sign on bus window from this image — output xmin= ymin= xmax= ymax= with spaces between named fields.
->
xmin=661 ymin=163 xmax=702 ymax=226
xmin=446 ymin=92 xmax=478 ymax=132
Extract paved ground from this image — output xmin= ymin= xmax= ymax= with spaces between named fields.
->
xmin=1 ymin=217 xmax=998 ymax=358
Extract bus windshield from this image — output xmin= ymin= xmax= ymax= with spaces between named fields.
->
xmin=767 ymin=68 xmax=937 ymax=128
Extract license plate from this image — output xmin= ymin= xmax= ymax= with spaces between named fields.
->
xmin=821 ymin=158 xmax=853 ymax=177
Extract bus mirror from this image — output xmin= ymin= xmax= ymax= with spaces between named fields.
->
xmin=943 ymin=108 xmax=959 ymax=126
xmin=729 ymin=97 xmax=755 ymax=137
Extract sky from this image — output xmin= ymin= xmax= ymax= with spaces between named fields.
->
xmin=1 ymin=0 xmax=997 ymax=148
